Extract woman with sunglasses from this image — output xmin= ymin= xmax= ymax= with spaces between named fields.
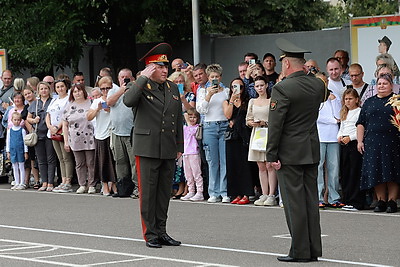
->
xmin=223 ymin=78 xmax=256 ymax=204
xmin=46 ymin=78 xmax=74 ymax=193
xmin=26 ymin=81 xmax=57 ymax=191
xmin=87 ymin=76 xmax=116 ymax=196
xmin=357 ymin=73 xmax=400 ymax=213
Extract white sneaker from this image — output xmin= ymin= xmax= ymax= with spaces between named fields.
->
xmin=181 ymin=192 xmax=195 ymax=201
xmin=342 ymin=205 xmax=358 ymax=211
xmin=264 ymin=195 xmax=277 ymax=206
xmin=88 ymin=186 xmax=96 ymax=194
xmin=190 ymin=193 xmax=204 ymax=201
xmin=254 ymin=195 xmax=268 ymax=206
xmin=207 ymin=196 xmax=221 ymax=203
xmin=76 ymin=186 xmax=87 ymax=194
xmin=221 ymin=196 xmax=230 ymax=203
xmin=279 ymin=202 xmax=284 ymax=208
xmin=10 ymin=185 xmax=18 ymax=190
xmin=11 ymin=180 xmax=15 ymax=186
xmin=53 ymin=184 xmax=65 ymax=193
xmin=58 ymin=184 xmax=72 ymax=193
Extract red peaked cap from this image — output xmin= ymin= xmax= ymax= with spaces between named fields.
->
xmin=139 ymin=43 xmax=172 ymax=66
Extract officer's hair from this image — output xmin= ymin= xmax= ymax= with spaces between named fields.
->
xmin=206 ymin=64 xmax=223 ymax=76
xmin=375 ymin=53 xmax=395 ymax=70
xmin=288 ymin=57 xmax=305 ymax=67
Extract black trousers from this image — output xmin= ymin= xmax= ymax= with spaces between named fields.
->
xmin=136 ymin=156 xmax=174 ymax=241
xmin=278 ymin=163 xmax=322 ymax=259
xmin=340 ymin=141 xmax=365 ymax=209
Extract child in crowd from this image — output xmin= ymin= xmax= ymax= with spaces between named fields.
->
xmin=7 ymin=112 xmax=28 ymax=190
xmin=338 ymin=88 xmax=364 ymax=211
xmin=181 ymin=108 xmax=204 ymax=201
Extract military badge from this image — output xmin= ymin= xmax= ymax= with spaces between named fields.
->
xmin=147 ymin=83 xmax=152 ymax=90
xmin=270 ymin=100 xmax=277 ymax=111
xmin=173 ymin=95 xmax=179 ymax=101
xmin=146 ymin=95 xmax=153 ymax=100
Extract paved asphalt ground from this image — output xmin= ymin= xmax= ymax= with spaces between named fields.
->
xmin=0 ymin=183 xmax=399 ymax=267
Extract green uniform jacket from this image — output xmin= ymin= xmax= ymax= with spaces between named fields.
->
xmin=266 ymin=71 xmax=327 ymax=165
xmin=123 ymin=76 xmax=184 ymax=159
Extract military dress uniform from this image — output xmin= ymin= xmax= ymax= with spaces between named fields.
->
xmin=266 ymin=38 xmax=328 ymax=262
xmin=123 ymin=43 xmax=184 ymax=248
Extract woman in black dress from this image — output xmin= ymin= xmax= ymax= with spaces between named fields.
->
xmin=356 ymin=73 xmax=400 ymax=213
xmin=223 ymin=78 xmax=257 ymax=204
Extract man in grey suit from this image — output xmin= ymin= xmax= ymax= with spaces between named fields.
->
xmin=266 ymin=38 xmax=328 ymax=262
xmin=123 ymin=43 xmax=183 ymax=248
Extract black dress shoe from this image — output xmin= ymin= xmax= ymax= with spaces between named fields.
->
xmin=386 ymin=200 xmax=398 ymax=213
xmin=374 ymin=200 xmax=387 ymax=212
xmin=159 ymin=234 xmax=181 ymax=246
xmin=277 ymin=256 xmax=315 ymax=262
xmin=146 ymin=239 xmax=162 ymax=248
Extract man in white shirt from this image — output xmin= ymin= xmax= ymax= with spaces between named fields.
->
xmin=326 ymin=57 xmax=350 ymax=101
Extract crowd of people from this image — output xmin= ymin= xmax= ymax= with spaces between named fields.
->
xmin=1 ymin=39 xmax=400 ymax=213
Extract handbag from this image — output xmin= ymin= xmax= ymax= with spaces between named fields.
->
xmin=24 ymin=100 xmax=39 ymax=147
xmin=224 ymin=126 xmax=234 ymax=141
xmin=195 ymin=124 xmax=203 ymax=140
xmin=250 ymin=127 xmax=268 ymax=151
xmin=50 ymin=127 xmax=63 ymax=142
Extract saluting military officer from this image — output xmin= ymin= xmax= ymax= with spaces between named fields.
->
xmin=266 ymin=38 xmax=328 ymax=262
xmin=123 ymin=43 xmax=184 ymax=248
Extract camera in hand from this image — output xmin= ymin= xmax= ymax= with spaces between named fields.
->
xmin=124 ymin=78 xmax=130 ymax=85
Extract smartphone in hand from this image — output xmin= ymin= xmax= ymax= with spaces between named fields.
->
xmin=212 ymin=79 xmax=219 ymax=88
xmin=101 ymin=102 xmax=109 ymax=109
xmin=232 ymin=84 xmax=240 ymax=95
xmin=124 ymin=78 xmax=130 ymax=85
xmin=177 ymin=84 xmax=184 ymax=94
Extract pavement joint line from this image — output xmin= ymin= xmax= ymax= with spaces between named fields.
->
xmin=35 ymin=251 xmax=94 ymax=259
xmin=0 ymin=225 xmax=393 ymax=267
xmin=0 ymin=239 xmax=238 ymax=267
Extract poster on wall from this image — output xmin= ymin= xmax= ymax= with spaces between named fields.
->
xmin=350 ymin=15 xmax=400 ymax=84
xmin=0 ymin=49 xmax=7 ymax=88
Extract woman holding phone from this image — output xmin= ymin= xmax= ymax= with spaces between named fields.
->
xmin=196 ymin=64 xmax=230 ymax=203
xmin=87 ymin=76 xmax=116 ymax=196
xmin=223 ymin=78 xmax=256 ymax=204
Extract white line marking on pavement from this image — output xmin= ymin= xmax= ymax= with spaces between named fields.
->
xmin=35 ymin=251 xmax=93 ymax=259
xmin=0 ymin=245 xmax=46 ymax=252
xmin=0 ymin=224 xmax=393 ymax=267
xmin=85 ymin=258 xmax=148 ymax=266
xmin=272 ymin=233 xmax=328 ymax=239
xmin=0 ymin=254 xmax=81 ymax=267
xmin=0 ymin=239 xmax=237 ymax=267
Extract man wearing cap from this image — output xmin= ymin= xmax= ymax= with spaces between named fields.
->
xmin=123 ymin=43 xmax=183 ymax=249
xmin=267 ymin=38 xmax=327 ymax=262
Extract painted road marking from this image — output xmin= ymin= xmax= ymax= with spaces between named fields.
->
xmin=0 ymin=239 xmax=238 ymax=267
xmin=0 ymin=224 xmax=393 ymax=267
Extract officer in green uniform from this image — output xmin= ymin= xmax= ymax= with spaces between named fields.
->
xmin=266 ymin=38 xmax=328 ymax=262
xmin=123 ymin=43 xmax=184 ymax=248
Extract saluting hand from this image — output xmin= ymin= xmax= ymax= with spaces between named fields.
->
xmin=141 ymin=63 xmax=157 ymax=79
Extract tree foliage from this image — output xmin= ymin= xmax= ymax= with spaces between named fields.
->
xmin=0 ymin=0 xmax=397 ymax=75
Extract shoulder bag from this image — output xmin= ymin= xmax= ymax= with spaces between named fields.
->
xmin=24 ymin=100 xmax=39 ymax=147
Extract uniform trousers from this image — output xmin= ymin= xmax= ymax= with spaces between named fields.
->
xmin=136 ymin=156 xmax=175 ymax=241
xmin=277 ymin=163 xmax=322 ymax=259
